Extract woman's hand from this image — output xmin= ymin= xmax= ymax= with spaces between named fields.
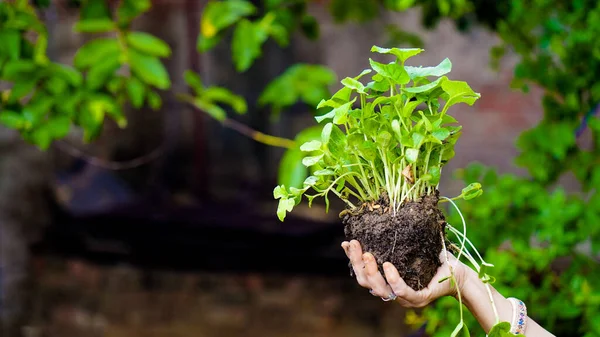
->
xmin=341 ymin=239 xmax=466 ymax=308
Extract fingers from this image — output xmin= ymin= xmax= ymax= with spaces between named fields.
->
xmin=383 ymin=262 xmax=431 ymax=307
xmin=346 ymin=240 xmax=369 ymax=287
xmin=341 ymin=241 xmax=350 ymax=256
xmin=363 ymin=252 xmax=394 ymax=297
xmin=382 ymin=262 xmax=410 ymax=298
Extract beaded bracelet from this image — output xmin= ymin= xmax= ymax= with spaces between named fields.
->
xmin=507 ymin=297 xmax=527 ymax=335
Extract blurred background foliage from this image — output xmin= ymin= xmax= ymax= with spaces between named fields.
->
xmin=1 ymin=0 xmax=599 ymax=336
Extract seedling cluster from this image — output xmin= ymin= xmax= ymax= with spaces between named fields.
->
xmin=274 ymin=46 xmax=482 ymax=221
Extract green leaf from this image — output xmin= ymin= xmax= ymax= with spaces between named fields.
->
xmin=34 ymin=34 xmax=49 ymax=65
xmin=450 ymin=320 xmax=470 ymax=337
xmin=129 ymin=50 xmax=171 ymax=89
xmin=9 ymin=77 xmax=38 ymax=101
xmin=117 ymin=0 xmax=151 ymax=25
xmin=341 ymin=77 xmax=366 ymax=93
xmin=46 ymin=116 xmax=71 ymax=138
xmin=300 ymin=140 xmax=322 ymax=152
xmin=377 ymin=131 xmax=392 ymax=147
xmin=461 ymin=182 xmax=483 ymax=200
xmin=370 ymin=46 xmax=423 ymax=63
xmin=147 ymin=90 xmax=162 ymax=110
xmin=357 ymin=141 xmax=377 ymax=161
xmin=331 ymin=86 xmax=352 ymax=102
xmin=405 ymin=58 xmax=452 ymax=79
xmin=441 ymin=80 xmax=481 ymax=114
xmin=0 ymin=111 xmax=28 ymax=130
xmin=428 ymin=166 xmax=441 ymax=185
xmin=321 ymin=122 xmax=333 ymax=144
xmin=391 ymin=119 xmax=402 ymax=140
xmin=404 ymin=76 xmax=446 ymax=93
xmin=126 ymin=77 xmax=145 ymax=108
xmin=73 ymin=38 xmax=120 ymax=70
xmin=262 ymin=13 xmax=288 ymax=47
xmin=197 ymin=34 xmax=222 ymax=52
xmin=184 ymin=70 xmax=204 ymax=93
xmin=202 ymin=86 xmax=247 ymax=114
xmin=354 ymin=69 xmax=372 ymax=80
xmin=488 ymin=322 xmax=513 ymax=337
xmin=304 ymin=176 xmax=318 ymax=187
xmin=432 ymin=127 xmax=450 ymax=141
xmin=369 ymin=58 xmax=409 ymax=84
xmin=193 ymin=99 xmax=226 ymax=121
xmin=273 ymin=185 xmax=287 ymax=199
xmin=278 ymin=149 xmax=307 ymax=189
xmin=200 ymin=0 xmax=256 ymax=38
xmin=23 ymin=96 xmax=54 ymax=126
xmin=276 ymin=197 xmax=295 ymax=221
xmin=3 ymin=60 xmax=37 ymax=80
xmin=259 ymin=64 xmax=335 ymax=111
xmin=30 ymin=125 xmax=53 ymax=150
xmin=0 ymin=30 xmax=21 ymax=60
xmin=412 ymin=132 xmax=425 ymax=148
xmin=52 ymin=64 xmax=83 ymax=86
xmin=80 ymin=101 xmax=106 ymax=142
xmin=406 ymin=148 xmax=419 ymax=163
xmin=314 ymin=169 xmax=335 ymax=176
xmin=231 ymin=19 xmax=268 ymax=72
xmin=478 ymin=261 xmax=495 ymax=282
xmin=126 ymin=32 xmax=171 ymax=57
xmin=81 ymin=0 xmax=112 ymax=20
xmin=74 ymin=19 xmax=116 ymax=33
xmin=315 ymin=99 xmax=355 ymax=123
xmin=87 ymin=55 xmax=121 ymax=90
xmin=302 ymin=154 xmax=324 ymax=167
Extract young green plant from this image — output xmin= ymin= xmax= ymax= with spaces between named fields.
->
xmin=274 ymin=46 xmax=516 ymax=336
xmin=274 ymin=46 xmax=482 ymax=220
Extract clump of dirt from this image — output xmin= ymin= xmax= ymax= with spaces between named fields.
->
xmin=342 ymin=192 xmax=445 ymax=291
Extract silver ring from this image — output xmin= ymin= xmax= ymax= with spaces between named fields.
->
xmin=369 ymin=289 xmax=397 ymax=302
xmin=381 ymin=292 xmax=397 ymax=302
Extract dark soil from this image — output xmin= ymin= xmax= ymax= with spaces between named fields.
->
xmin=342 ymin=193 xmax=445 ymax=291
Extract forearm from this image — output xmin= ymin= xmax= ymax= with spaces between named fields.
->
xmin=460 ymin=268 xmax=555 ymax=337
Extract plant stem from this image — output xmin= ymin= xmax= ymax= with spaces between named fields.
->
xmin=441 ymin=232 xmax=464 ymax=324
xmin=179 ymin=93 xmax=296 ymax=149
xmin=352 ymin=153 xmax=375 ymax=198
xmin=343 ymin=187 xmax=363 ymax=200
xmin=446 ymin=225 xmax=486 ymax=265
xmin=485 ymin=283 xmax=501 ymax=324
xmin=441 ymin=196 xmax=468 ymax=262
xmin=344 ymin=175 xmax=368 ymax=200
xmin=330 ymin=188 xmax=356 ymax=208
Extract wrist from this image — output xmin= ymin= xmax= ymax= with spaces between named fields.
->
xmin=455 ymin=266 xmax=483 ymax=307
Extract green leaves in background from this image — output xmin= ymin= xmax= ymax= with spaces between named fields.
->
xmin=197 ymin=0 xmax=320 ymax=71
xmin=0 ymin=0 xmax=169 ymax=149
xmin=200 ymin=0 xmax=256 ymax=38
xmin=129 ymin=50 xmax=170 ymax=90
xmin=74 ymin=19 xmax=116 ymax=33
xmin=127 ymin=32 xmax=171 ymax=57
xmin=232 ymin=19 xmax=269 ymax=72
xmin=184 ymin=70 xmax=247 ymax=122
xmin=278 ymin=126 xmax=322 ymax=190
xmin=259 ymin=64 xmax=336 ymax=115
